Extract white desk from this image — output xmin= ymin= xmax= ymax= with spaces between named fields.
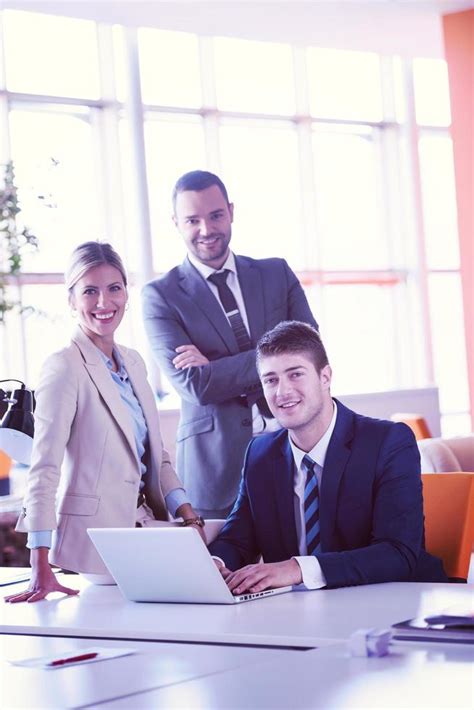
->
xmin=0 ymin=634 xmax=290 ymax=709
xmin=97 ymin=642 xmax=474 ymax=709
xmin=0 ymin=567 xmax=31 ymax=586
xmin=1 ymin=575 xmax=473 ymax=649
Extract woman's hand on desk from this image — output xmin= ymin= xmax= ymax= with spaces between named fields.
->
xmin=4 ymin=548 xmax=79 ymax=603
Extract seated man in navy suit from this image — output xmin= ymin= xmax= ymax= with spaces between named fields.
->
xmin=209 ymin=321 xmax=447 ymax=592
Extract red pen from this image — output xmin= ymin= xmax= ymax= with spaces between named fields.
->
xmin=48 ymin=652 xmax=98 ymax=667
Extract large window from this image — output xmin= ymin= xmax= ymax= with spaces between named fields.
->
xmin=414 ymin=59 xmax=469 ymax=434
xmin=0 ymin=9 xmax=469 ymax=434
xmin=9 ymin=108 xmax=101 ymax=273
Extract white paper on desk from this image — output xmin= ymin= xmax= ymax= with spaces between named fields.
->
xmin=10 ymin=646 xmax=136 ymax=669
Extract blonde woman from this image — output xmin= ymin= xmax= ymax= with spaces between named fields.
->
xmin=6 ymin=241 xmax=204 ymax=602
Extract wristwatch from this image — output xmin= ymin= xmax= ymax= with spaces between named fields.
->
xmin=181 ymin=516 xmax=205 ymax=528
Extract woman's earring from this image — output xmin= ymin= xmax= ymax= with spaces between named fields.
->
xmin=125 ymin=302 xmax=130 ymax=311
xmin=71 ymin=309 xmax=77 ymax=318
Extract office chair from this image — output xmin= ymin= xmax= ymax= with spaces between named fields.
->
xmin=390 ymin=413 xmax=432 ymax=441
xmin=421 ymin=472 xmax=474 ymax=582
xmin=418 ymin=434 xmax=474 ymax=473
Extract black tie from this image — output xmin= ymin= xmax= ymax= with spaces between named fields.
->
xmin=208 ymin=270 xmax=252 ymax=352
xmin=208 ymin=270 xmax=273 ymax=419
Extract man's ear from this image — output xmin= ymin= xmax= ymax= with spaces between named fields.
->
xmin=229 ymin=202 xmax=234 ymax=223
xmin=320 ymin=365 xmax=332 ymax=390
xmin=172 ymin=213 xmax=178 ymax=228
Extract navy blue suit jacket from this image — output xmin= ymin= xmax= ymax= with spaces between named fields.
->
xmin=209 ymin=400 xmax=447 ymax=588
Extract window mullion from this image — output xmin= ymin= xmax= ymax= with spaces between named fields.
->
xmin=122 ymin=26 xmax=153 ymax=284
xmin=95 ymin=23 xmax=127 ymax=258
xmin=293 ymin=47 xmax=324 ymax=319
xmin=199 ymin=35 xmax=221 ymax=173
xmin=399 ymin=58 xmax=434 ymax=385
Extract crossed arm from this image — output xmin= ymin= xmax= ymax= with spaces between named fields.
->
xmin=141 ymin=263 xmax=318 ymax=407
xmin=142 ymin=284 xmax=263 ymax=406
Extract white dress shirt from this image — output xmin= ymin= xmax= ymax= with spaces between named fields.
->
xmin=290 ymin=400 xmax=338 ymax=590
xmin=187 ymin=251 xmax=278 ymax=435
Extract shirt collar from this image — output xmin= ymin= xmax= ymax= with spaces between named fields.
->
xmin=95 ymin=344 xmax=127 ymax=379
xmin=289 ymin=400 xmax=338 ymax=471
xmin=187 ymin=250 xmax=237 ymax=281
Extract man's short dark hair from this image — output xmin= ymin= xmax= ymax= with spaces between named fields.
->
xmin=256 ymin=321 xmax=329 ymax=374
xmin=172 ymin=170 xmax=230 ymax=213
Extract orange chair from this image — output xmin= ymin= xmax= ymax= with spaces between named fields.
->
xmin=390 ymin=413 xmax=432 ymax=441
xmin=421 ymin=472 xmax=474 ymax=581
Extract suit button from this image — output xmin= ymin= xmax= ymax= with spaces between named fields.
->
xmin=242 ymin=418 xmax=252 ymax=427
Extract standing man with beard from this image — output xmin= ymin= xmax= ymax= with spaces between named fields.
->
xmin=142 ymin=170 xmax=318 ymax=518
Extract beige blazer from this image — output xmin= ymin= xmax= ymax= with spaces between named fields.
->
xmin=16 ymin=327 xmax=182 ymax=574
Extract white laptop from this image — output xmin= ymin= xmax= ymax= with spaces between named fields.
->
xmin=87 ymin=527 xmax=291 ymax=604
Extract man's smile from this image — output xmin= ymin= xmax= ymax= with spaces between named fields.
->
xmin=278 ymin=399 xmax=301 ymax=410
xmin=196 ymin=236 xmax=221 ymax=245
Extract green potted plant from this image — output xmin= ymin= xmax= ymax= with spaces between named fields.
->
xmin=0 ymin=161 xmax=39 ymax=323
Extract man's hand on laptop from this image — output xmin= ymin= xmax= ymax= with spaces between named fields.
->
xmin=213 ymin=558 xmax=232 ymax=579
xmin=224 ymin=560 xmax=302 ymax=595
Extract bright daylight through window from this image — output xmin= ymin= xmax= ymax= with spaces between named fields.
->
xmin=0 ymin=9 xmax=469 ymax=434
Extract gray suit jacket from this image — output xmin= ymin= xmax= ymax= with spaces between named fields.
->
xmin=142 ymin=254 xmax=318 ymax=511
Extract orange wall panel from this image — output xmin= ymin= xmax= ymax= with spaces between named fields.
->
xmin=442 ymin=10 xmax=474 ymax=429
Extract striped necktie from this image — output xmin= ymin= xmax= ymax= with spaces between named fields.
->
xmin=208 ymin=270 xmax=251 ymax=352
xmin=302 ymin=454 xmax=321 ymax=556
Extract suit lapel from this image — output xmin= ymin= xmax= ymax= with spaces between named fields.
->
xmin=236 ymin=256 xmax=265 ymax=346
xmin=274 ymin=436 xmax=299 ymax=558
xmin=179 ymin=258 xmax=239 ymax=354
xmin=72 ymin=329 xmax=138 ymax=464
xmin=319 ymin=400 xmax=354 ymax=550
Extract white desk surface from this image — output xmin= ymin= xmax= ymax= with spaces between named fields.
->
xmin=0 ymin=567 xmax=31 ymax=586
xmin=1 ymin=573 xmax=473 ymax=648
xmin=98 ymin=642 xmax=474 ymax=709
xmin=0 ymin=634 xmax=289 ymax=709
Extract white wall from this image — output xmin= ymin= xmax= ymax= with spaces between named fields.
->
xmin=2 ymin=0 xmax=461 ymax=58
xmin=337 ymin=386 xmax=441 ymax=437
